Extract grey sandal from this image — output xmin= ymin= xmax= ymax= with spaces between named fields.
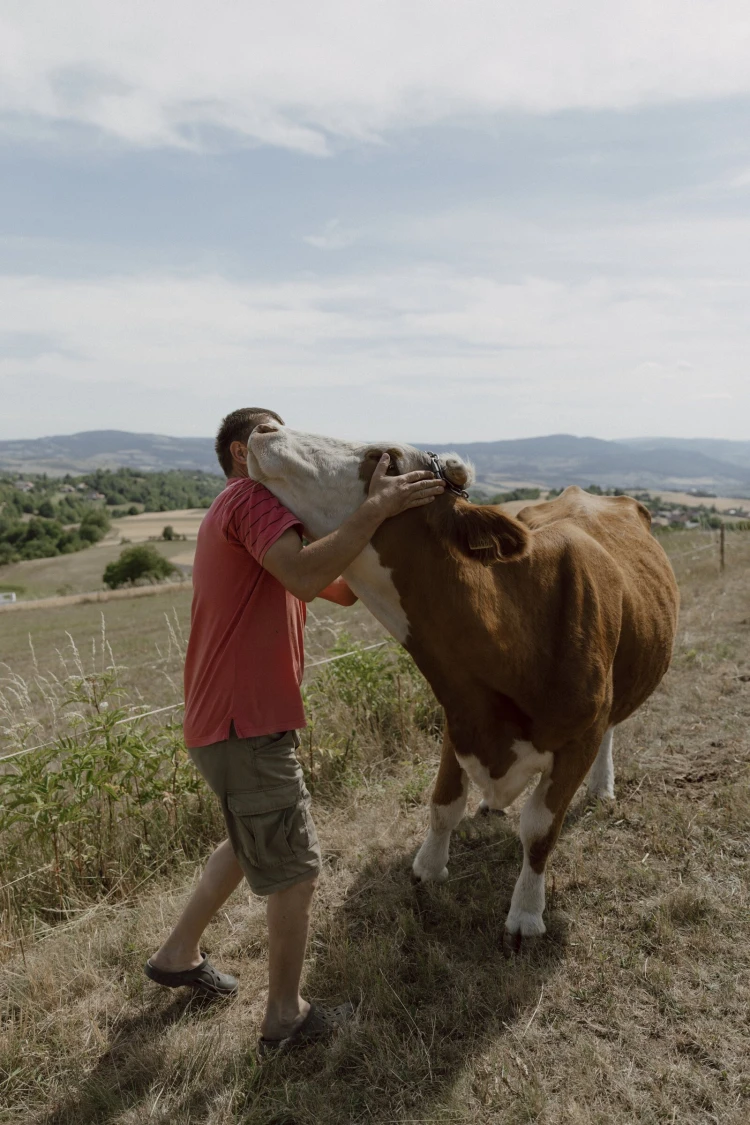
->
xmin=257 ymin=1001 xmax=354 ymax=1056
xmin=144 ymin=953 xmax=238 ymax=998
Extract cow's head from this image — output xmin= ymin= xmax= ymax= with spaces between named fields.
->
xmin=247 ymin=423 xmax=527 ymax=563
xmin=246 ymin=423 xmax=462 ymax=536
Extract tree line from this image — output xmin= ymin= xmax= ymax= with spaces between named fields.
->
xmin=83 ymin=467 xmax=222 ymax=512
xmin=0 ymin=468 xmax=223 ymax=565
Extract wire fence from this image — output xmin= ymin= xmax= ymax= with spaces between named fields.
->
xmin=2 ymin=526 xmax=744 ymax=767
xmin=659 ymin=524 xmax=731 ymax=568
xmin=0 ymin=641 xmax=388 ymax=767
xmin=666 ymin=541 xmax=718 ymax=561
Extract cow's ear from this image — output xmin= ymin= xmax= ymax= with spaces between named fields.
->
xmin=451 ymin=503 xmax=529 ymax=564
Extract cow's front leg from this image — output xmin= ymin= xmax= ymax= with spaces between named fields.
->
xmin=505 ymin=738 xmax=599 ymax=949
xmin=413 ymin=732 xmax=467 ymax=883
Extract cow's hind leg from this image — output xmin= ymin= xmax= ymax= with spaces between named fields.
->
xmin=504 ymin=739 xmax=599 ymax=948
xmin=413 ymin=732 xmax=467 ymax=883
xmin=586 ymin=726 xmax=615 ymax=800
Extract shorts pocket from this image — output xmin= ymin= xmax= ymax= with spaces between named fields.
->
xmin=227 ymin=782 xmax=306 ymax=870
xmin=295 ymin=785 xmax=319 ymax=854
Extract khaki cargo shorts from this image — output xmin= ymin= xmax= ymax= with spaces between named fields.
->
xmin=189 ymin=726 xmax=321 ymax=896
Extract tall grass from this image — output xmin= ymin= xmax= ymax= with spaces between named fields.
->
xmin=301 ymin=633 xmax=441 ymax=788
xmin=0 ymin=631 xmax=219 ymax=947
xmin=0 ymin=626 xmax=440 ymax=951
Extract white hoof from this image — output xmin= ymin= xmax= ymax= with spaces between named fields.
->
xmin=412 ymin=854 xmax=449 ymax=883
xmin=586 ymin=781 xmax=615 ymax=801
xmin=504 ymin=910 xmax=546 ymax=938
xmin=412 ymin=828 xmax=452 ymax=883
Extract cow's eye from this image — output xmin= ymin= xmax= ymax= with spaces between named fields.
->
xmin=365 ymin=447 xmax=401 ymax=474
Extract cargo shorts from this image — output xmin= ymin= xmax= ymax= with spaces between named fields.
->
xmin=189 ymin=726 xmax=321 ymax=896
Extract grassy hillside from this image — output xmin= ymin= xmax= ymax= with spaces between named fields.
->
xmin=0 ymin=531 xmax=748 ymax=1124
xmin=0 ymin=537 xmax=193 ymax=600
xmin=0 ymin=468 xmax=222 ymax=572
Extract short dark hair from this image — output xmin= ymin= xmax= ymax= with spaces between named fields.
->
xmin=214 ymin=407 xmax=285 ymax=476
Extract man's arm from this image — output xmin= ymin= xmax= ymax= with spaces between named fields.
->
xmin=262 ymin=453 xmax=443 ymax=602
xmin=318 ymin=578 xmax=358 ymax=606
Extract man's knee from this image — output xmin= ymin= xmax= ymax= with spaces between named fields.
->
xmin=272 ymin=872 xmax=318 ymax=903
xmin=286 ymin=871 xmax=319 ymax=897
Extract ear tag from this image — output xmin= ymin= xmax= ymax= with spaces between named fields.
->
xmin=468 ymin=533 xmax=495 ymax=551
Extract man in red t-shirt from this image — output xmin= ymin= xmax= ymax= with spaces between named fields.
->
xmin=145 ymin=407 xmax=443 ymax=1051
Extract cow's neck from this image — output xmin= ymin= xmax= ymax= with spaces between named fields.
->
xmin=343 ymin=499 xmax=523 ymax=661
xmin=342 ymin=543 xmax=411 ymax=644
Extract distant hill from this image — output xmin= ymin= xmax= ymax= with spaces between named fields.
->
xmin=0 ymin=431 xmax=220 ymax=476
xmin=616 ymin=437 xmax=750 ymax=471
xmin=1 ymin=429 xmax=749 ymax=494
xmin=425 ymin=434 xmax=750 ymax=493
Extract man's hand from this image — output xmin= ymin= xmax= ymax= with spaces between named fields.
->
xmin=367 ymin=454 xmax=444 ymax=518
xmin=262 ymin=455 xmax=444 ymax=602
xmin=318 ymin=578 xmax=358 ymax=606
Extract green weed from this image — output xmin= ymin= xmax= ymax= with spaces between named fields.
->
xmin=0 ymin=629 xmax=441 ymax=947
xmin=301 ymin=634 xmax=441 ymax=793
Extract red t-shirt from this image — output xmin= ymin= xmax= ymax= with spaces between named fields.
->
xmin=183 ymin=477 xmax=307 ymax=748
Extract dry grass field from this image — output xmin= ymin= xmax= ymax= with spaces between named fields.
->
xmin=0 ymin=537 xmax=195 ymax=601
xmin=0 ymin=531 xmax=748 ymax=1124
xmin=0 ymin=509 xmax=202 ymax=604
xmin=4 ymin=492 xmax=745 ymax=603
xmin=652 ymin=490 xmax=750 ymax=513
xmin=112 ymin=510 xmax=207 ymax=543
xmin=0 ymin=592 xmax=385 ymax=753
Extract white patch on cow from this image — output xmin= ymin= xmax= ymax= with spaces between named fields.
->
xmin=248 ymin=426 xmax=432 ymax=541
xmin=248 ymin=425 xmax=473 ymax=648
xmin=587 ymin=727 xmax=615 ymax=800
xmin=456 ymin=741 xmax=553 ymax=811
xmin=344 ymin=545 xmax=410 ymax=644
xmin=412 ymin=772 xmax=468 ymax=883
xmin=248 ymin=427 xmax=375 ymax=540
xmin=505 ymin=776 xmax=554 ymax=937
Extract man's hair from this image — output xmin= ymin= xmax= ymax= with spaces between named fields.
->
xmin=214 ymin=407 xmax=285 ymax=476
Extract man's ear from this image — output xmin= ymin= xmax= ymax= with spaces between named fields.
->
xmin=230 ymin=439 xmax=248 ymax=466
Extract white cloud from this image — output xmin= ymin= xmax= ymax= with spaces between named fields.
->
xmin=1 ymin=244 xmax=748 ymax=441
xmin=728 ymin=167 xmax=750 ymax=188
xmin=303 ymin=220 xmax=359 ymax=250
xmin=1 ymin=2 xmax=749 ymax=152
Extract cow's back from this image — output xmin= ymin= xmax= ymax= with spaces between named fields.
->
xmin=517 ymin=487 xmax=679 ymax=724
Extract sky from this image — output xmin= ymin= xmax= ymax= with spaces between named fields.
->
xmin=1 ymin=1 xmax=749 ymax=444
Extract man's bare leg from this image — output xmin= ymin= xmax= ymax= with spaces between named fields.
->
xmin=261 ymin=874 xmax=318 ymax=1040
xmin=150 ymin=839 xmax=244 ymax=972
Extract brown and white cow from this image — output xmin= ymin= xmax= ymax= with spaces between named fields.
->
xmin=247 ymin=426 xmax=679 ymax=945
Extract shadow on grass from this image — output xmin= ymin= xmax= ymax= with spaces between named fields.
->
xmin=36 ymin=814 xmax=569 ymax=1125
xmin=240 ymin=812 xmax=569 ymax=1125
xmin=37 ymin=990 xmax=227 ymax=1125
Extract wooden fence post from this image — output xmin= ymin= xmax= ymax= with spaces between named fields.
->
xmin=720 ymin=524 xmax=725 ymax=572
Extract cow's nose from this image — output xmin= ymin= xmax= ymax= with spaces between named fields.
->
xmin=254 ymin=423 xmax=279 ymax=435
